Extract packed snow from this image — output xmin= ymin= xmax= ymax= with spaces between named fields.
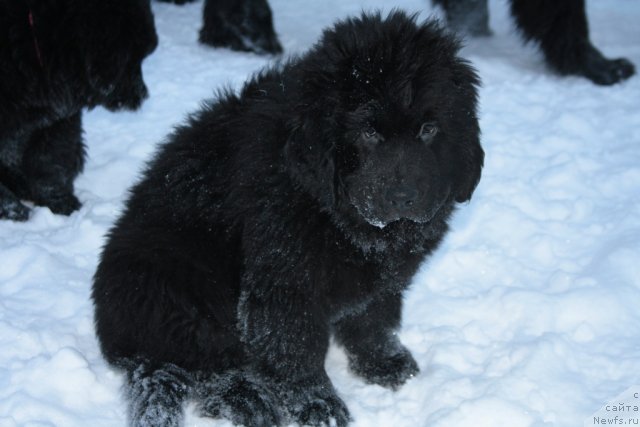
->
xmin=1 ymin=0 xmax=639 ymax=426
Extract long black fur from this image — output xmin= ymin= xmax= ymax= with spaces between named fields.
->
xmin=92 ymin=11 xmax=483 ymax=426
xmin=0 ymin=0 xmax=158 ymax=221
xmin=435 ymin=0 xmax=635 ymax=85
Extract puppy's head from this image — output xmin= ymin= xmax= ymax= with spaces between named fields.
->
xmin=80 ymin=0 xmax=158 ymax=111
xmin=286 ymin=11 xmax=483 ymax=229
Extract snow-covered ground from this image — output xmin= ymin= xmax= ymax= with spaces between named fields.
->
xmin=1 ymin=0 xmax=639 ymax=426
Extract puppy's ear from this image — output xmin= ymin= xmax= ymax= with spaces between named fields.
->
xmin=284 ymin=114 xmax=337 ymax=209
xmin=453 ymin=133 xmax=484 ymax=203
xmin=450 ymin=59 xmax=484 ymax=203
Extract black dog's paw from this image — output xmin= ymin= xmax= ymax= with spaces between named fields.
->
xmin=196 ymin=371 xmax=283 ymax=427
xmin=280 ymin=379 xmax=351 ymax=427
xmin=0 ymin=199 xmax=31 ymax=221
xmin=583 ymin=56 xmax=635 ymax=86
xmin=580 ymin=44 xmax=636 ymax=85
xmin=348 ymin=345 xmax=419 ymax=390
xmin=585 ymin=57 xmax=635 ymax=86
xmin=199 ymin=25 xmax=283 ymax=55
xmin=156 ymin=0 xmax=196 ymax=4
xmin=40 ymin=193 xmax=81 ymax=216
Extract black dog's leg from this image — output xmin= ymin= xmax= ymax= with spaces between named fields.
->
xmin=239 ymin=278 xmax=350 ymax=426
xmin=0 ymin=136 xmax=31 ymax=221
xmin=334 ymin=289 xmax=419 ymax=390
xmin=433 ymin=0 xmax=492 ymax=36
xmin=199 ymin=0 xmax=283 ymax=54
xmin=22 ymin=112 xmax=85 ymax=215
xmin=125 ymin=361 xmax=193 ymax=427
xmin=510 ymin=0 xmax=635 ymax=85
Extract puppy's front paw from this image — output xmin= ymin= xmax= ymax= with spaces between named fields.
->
xmin=281 ymin=379 xmax=351 ymax=427
xmin=196 ymin=371 xmax=283 ymax=427
xmin=348 ymin=345 xmax=419 ymax=390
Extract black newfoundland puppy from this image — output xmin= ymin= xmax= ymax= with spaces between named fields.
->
xmin=93 ymin=11 xmax=483 ymax=427
xmin=434 ymin=0 xmax=635 ymax=85
xmin=0 ymin=0 xmax=158 ymax=221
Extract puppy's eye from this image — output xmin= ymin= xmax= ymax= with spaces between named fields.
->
xmin=363 ymin=127 xmax=377 ymax=139
xmin=418 ymin=122 xmax=438 ymax=143
xmin=362 ymin=126 xmax=381 ymax=143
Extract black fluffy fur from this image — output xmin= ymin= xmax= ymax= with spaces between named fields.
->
xmin=92 ymin=11 xmax=483 ymax=427
xmin=435 ymin=0 xmax=635 ymax=85
xmin=0 ymin=0 xmax=157 ymax=221
xmin=157 ymin=0 xmax=282 ymax=54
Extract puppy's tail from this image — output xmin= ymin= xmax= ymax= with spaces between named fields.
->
xmin=123 ymin=360 xmax=194 ymax=427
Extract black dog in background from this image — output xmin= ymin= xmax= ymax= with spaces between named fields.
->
xmin=0 ymin=0 xmax=158 ymax=221
xmin=435 ymin=0 xmax=635 ymax=85
xmin=92 ymin=11 xmax=482 ymax=427
xmin=158 ymin=0 xmax=282 ymax=54
xmin=168 ymin=0 xmax=635 ymax=85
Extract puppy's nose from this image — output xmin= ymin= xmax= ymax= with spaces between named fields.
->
xmin=386 ymin=185 xmax=418 ymax=210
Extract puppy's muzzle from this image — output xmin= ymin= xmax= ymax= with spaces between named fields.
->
xmin=385 ymin=185 xmax=419 ymax=212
